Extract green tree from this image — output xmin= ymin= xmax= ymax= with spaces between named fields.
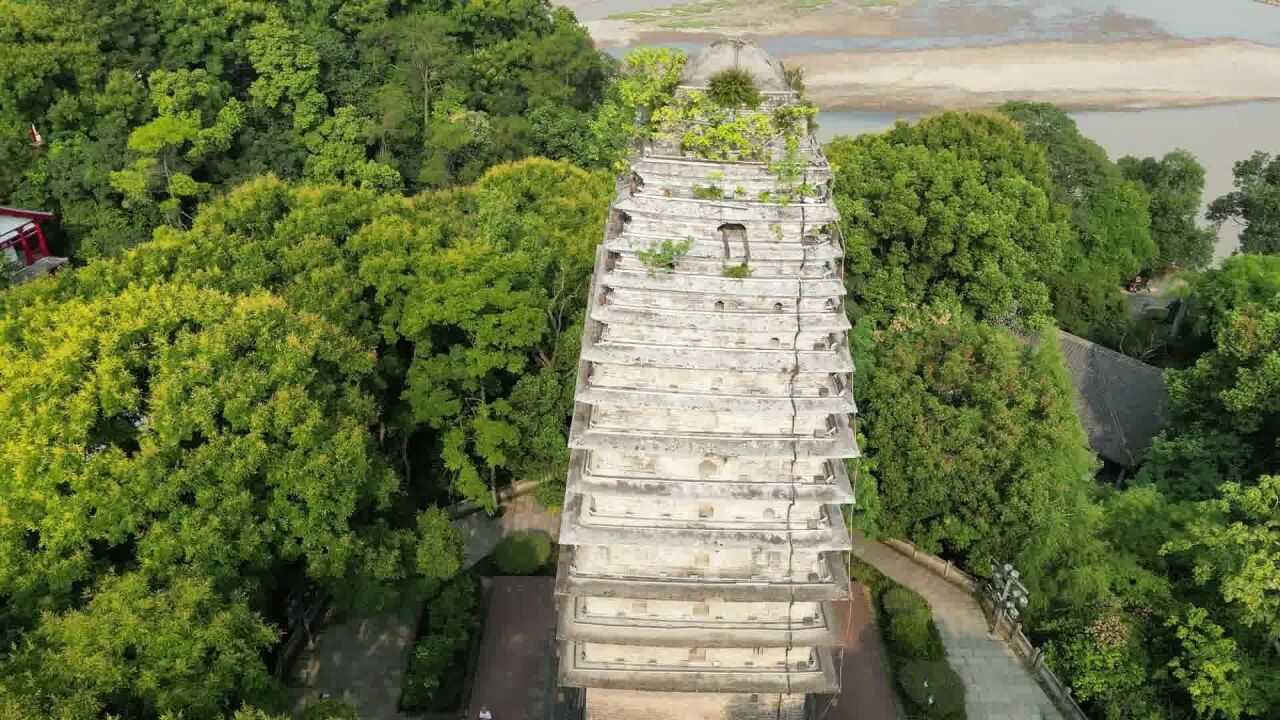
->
xmin=1138 ymin=304 xmax=1280 ymax=501
xmin=584 ymin=47 xmax=686 ymax=170
xmin=0 ymin=284 xmax=441 ymax=627
xmin=999 ymin=102 xmax=1156 ymax=345
xmin=1209 ymin=151 xmax=1280 ymax=255
xmin=401 ymin=576 xmax=477 ymax=711
xmin=1165 ymin=477 xmax=1280 ymax=640
xmin=827 ymin=113 xmax=1068 ymax=328
xmin=1 ymin=573 xmax=278 ymax=719
xmin=303 ymin=106 xmax=404 ymax=192
xmin=109 ymin=68 xmax=246 ymax=229
xmin=1120 ymin=149 xmax=1216 ymax=271
xmin=1186 ymin=253 xmax=1280 ymax=339
xmin=3 ymin=0 xmax=612 ymax=257
xmin=855 ymin=304 xmax=1096 ymax=571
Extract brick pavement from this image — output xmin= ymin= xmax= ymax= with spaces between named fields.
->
xmin=468 ymin=577 xmax=558 ymax=720
xmin=828 ymin=585 xmax=899 ymax=720
xmin=850 ymin=533 xmax=1062 ymax=720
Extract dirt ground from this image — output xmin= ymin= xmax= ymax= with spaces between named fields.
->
xmin=793 ymin=38 xmax=1280 ymax=111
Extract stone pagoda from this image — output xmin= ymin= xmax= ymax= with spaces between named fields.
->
xmin=555 ymin=40 xmax=857 ymax=720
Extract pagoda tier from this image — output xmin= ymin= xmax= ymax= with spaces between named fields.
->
xmin=555 ymin=39 xmax=856 ymax=720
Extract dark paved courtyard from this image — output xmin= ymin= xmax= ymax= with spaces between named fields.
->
xmin=468 ymin=576 xmax=559 ymax=720
xmin=824 ymin=585 xmax=898 ymax=720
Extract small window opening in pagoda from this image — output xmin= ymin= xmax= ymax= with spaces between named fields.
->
xmin=718 ymin=223 xmax=747 ymax=261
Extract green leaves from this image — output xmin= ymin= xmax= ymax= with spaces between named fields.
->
xmin=109 ymin=68 xmax=244 ymax=228
xmin=1120 ymin=149 xmax=1216 ymax=271
xmin=1165 ymin=477 xmax=1280 ymax=638
xmin=857 ymin=305 xmax=1095 ymax=571
xmin=1140 ymin=304 xmax=1280 ymax=501
xmin=827 ymin=114 xmax=1066 ymax=328
xmin=1209 ymin=151 xmax=1280 ymax=255
xmin=246 ymin=18 xmax=327 ymax=136
xmin=3 ymin=572 xmax=278 ymax=719
xmin=0 ymin=285 xmax=395 ymax=620
xmin=6 ymin=0 xmax=611 ymax=255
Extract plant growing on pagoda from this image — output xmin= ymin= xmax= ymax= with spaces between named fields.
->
xmin=707 ymin=68 xmax=762 ymax=108
xmin=693 ymin=183 xmax=724 ymax=199
xmin=722 ymin=262 xmax=752 ymax=278
xmin=588 ymin=47 xmax=689 ymax=169
xmin=782 ymin=64 xmax=806 ymax=94
xmin=638 ymin=237 xmax=694 ymax=275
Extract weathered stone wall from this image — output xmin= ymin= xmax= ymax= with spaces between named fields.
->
xmin=583 ymin=597 xmax=822 ymax=623
xmin=556 ymin=38 xmax=851 ymax=705
xmin=573 ymin=544 xmax=829 ymax=580
xmin=585 ymin=690 xmax=806 ymax=720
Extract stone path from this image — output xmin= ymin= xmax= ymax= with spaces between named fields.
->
xmin=289 ymin=490 xmax=561 ymax=719
xmin=830 ymin=586 xmax=900 ymax=720
xmin=467 ymin=577 xmax=558 ymax=720
xmin=288 ymin=609 xmax=419 ymax=720
xmin=850 ymin=533 xmax=1063 ymax=720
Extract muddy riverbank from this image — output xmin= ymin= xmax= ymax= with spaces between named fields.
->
xmin=791 ymin=39 xmax=1280 ymax=111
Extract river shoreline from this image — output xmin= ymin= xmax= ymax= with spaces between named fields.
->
xmin=590 ymin=30 xmax=1280 ymax=112
xmin=792 ymin=39 xmax=1280 ymax=111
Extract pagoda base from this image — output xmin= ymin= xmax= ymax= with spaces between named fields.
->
xmin=585 ymin=689 xmax=806 ymax=720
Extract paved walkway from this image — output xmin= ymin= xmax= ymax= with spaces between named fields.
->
xmin=468 ymin=577 xmax=558 ymax=720
xmin=289 ymin=609 xmax=419 ymax=719
xmin=290 ymin=492 xmax=560 ymax=719
xmin=830 ymin=586 xmax=900 ymax=720
xmin=850 ymin=533 xmax=1063 ymax=720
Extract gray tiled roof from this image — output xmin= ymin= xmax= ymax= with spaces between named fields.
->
xmin=1057 ymin=330 xmax=1167 ymax=467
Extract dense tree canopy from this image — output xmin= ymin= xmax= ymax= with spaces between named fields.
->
xmin=1138 ymin=303 xmax=1280 ymax=502
xmin=1185 ymin=254 xmax=1280 ymax=339
xmin=0 ymin=283 xmax=461 ymax=716
xmin=852 ymin=304 xmax=1096 ymax=576
xmin=1209 ymin=151 xmax=1280 ymax=255
xmin=1 ymin=0 xmax=611 ymax=258
xmin=0 ymin=158 xmax=606 ymax=717
xmin=830 ymin=109 xmax=1279 ymax=719
xmin=827 ymin=112 xmax=1068 ymax=328
xmin=1120 ymin=150 xmax=1216 ymax=271
xmin=4 ymin=159 xmax=610 ymax=510
xmin=998 ymin=102 xmax=1156 ymax=346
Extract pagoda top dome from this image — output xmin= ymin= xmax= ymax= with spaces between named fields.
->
xmin=681 ymin=39 xmax=790 ymax=92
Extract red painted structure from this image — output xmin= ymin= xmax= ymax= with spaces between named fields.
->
xmin=0 ymin=206 xmax=55 ymax=267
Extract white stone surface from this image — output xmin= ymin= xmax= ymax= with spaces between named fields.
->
xmin=555 ymin=41 xmax=855 ymax=715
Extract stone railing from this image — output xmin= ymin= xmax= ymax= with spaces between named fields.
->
xmin=881 ymin=538 xmax=1090 ymax=720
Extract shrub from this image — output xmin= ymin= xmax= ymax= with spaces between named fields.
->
xmin=693 ymin=183 xmax=724 ymax=199
xmin=898 ymin=660 xmax=967 ymax=719
xmin=722 ymin=263 xmax=752 ymax=279
xmin=400 ymin=576 xmax=478 ymax=712
xmin=303 ymin=698 xmax=359 ymax=720
xmin=887 ymin=609 xmax=942 ymax=661
xmin=638 ymin=237 xmax=693 ymax=275
xmin=882 ymin=587 xmax=929 ymax=615
xmin=881 ymin=588 xmax=945 ymax=661
xmin=492 ymin=530 xmax=554 ymax=575
xmin=707 ymin=69 xmax=762 ymax=108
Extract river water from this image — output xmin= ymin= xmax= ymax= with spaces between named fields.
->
xmin=815 ymin=101 xmax=1280 ymax=259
